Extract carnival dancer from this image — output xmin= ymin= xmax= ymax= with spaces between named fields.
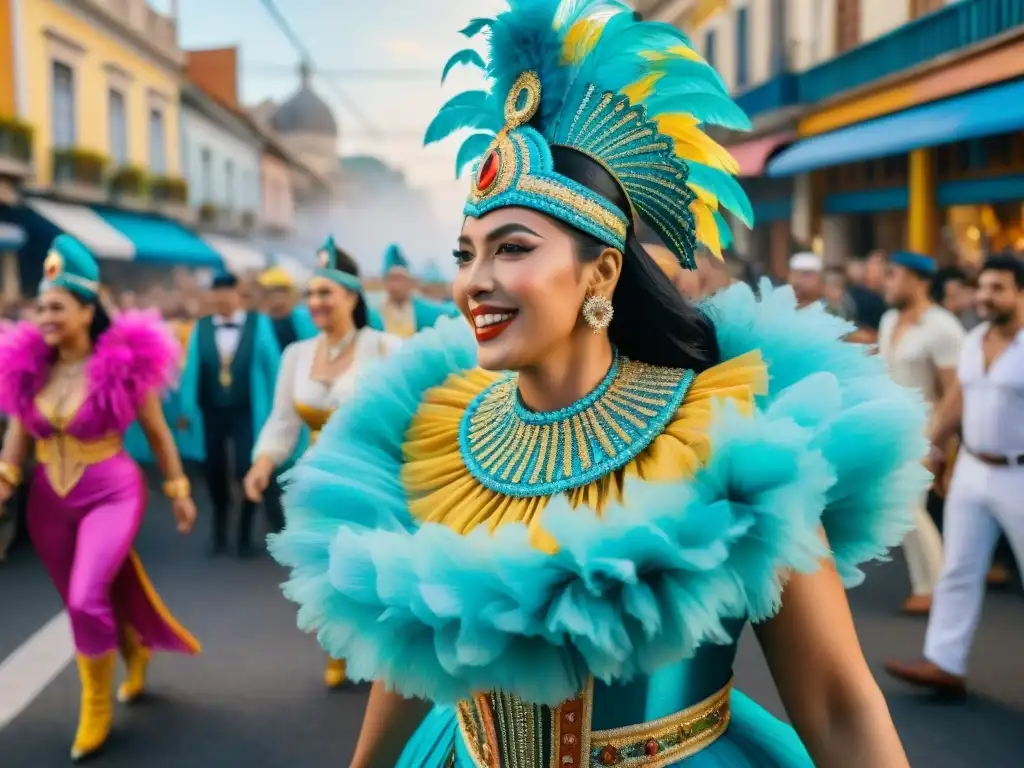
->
xmin=255 ymin=265 xmax=317 ymax=534
xmin=177 ymin=272 xmax=280 ymax=556
xmin=243 ymin=237 xmax=401 ymax=688
xmin=371 ymin=243 xmax=449 ymax=337
xmin=0 ymin=235 xmax=200 ymax=761
xmin=270 ymin=4 xmax=929 ymax=766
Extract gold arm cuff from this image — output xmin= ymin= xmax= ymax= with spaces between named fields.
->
xmin=0 ymin=460 xmax=23 ymax=487
xmin=162 ymin=477 xmax=191 ymax=500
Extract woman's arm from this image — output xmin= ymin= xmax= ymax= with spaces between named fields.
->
xmin=754 ymin=553 xmax=909 ymax=768
xmin=349 ymin=681 xmax=432 ymax=768
xmin=137 ymin=391 xmax=188 ymax=486
xmin=252 ymin=343 xmax=304 ymax=470
xmin=0 ymin=418 xmax=31 ymax=500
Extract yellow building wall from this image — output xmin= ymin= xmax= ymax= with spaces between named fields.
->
xmin=0 ymin=0 xmax=16 ymax=115
xmin=20 ymin=0 xmax=181 ymax=184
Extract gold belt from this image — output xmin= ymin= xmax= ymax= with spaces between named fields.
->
xmin=35 ymin=432 xmax=124 ymax=497
xmin=456 ymin=678 xmax=731 ymax=768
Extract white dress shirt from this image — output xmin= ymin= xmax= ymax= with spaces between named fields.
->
xmin=213 ymin=310 xmax=247 ymax=360
xmin=959 ymin=323 xmax=1024 ymax=456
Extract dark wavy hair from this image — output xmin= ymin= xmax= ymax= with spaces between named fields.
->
xmin=330 ymin=244 xmax=369 ymax=329
xmin=59 ymin=289 xmax=112 ymax=345
xmin=549 ymin=146 xmax=720 ymax=372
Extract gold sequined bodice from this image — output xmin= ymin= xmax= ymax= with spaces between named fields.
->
xmin=295 ymin=402 xmax=334 ymax=444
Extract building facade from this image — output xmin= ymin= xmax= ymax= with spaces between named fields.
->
xmin=649 ymin=0 xmax=1024 ymax=275
xmin=180 ymin=84 xmax=261 ymax=234
xmin=18 ymin=0 xmax=185 ymax=193
xmin=260 ymin=146 xmax=295 ymax=235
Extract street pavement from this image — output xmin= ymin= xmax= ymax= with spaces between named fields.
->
xmin=1 ymin=485 xmax=1023 ymax=767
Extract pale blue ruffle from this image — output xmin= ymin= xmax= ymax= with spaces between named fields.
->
xmin=270 ymin=281 xmax=930 ymax=707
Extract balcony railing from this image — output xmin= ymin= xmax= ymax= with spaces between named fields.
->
xmin=0 ymin=117 xmax=33 ymax=177
xmin=799 ymin=0 xmax=1024 ymax=104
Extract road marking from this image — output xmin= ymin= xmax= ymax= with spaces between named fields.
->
xmin=0 ymin=612 xmax=73 ymax=731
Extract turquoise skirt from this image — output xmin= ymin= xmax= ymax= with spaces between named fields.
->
xmin=397 ymin=689 xmax=812 ymax=767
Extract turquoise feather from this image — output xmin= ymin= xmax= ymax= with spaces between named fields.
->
xmin=424 ymin=91 xmax=500 ymax=145
xmin=687 ymin=163 xmax=754 ymax=227
xmin=441 ymin=48 xmax=486 ymax=83
xmin=271 ymin=281 xmax=929 ymax=705
xmin=714 ymin=209 xmax=735 ymax=248
xmin=455 ymin=132 xmax=495 ymax=176
xmin=459 ymin=17 xmax=493 ymax=38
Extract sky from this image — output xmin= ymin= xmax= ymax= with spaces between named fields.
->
xmin=153 ymin=0 xmax=505 ymax=240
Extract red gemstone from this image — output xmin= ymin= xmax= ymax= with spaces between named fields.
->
xmin=599 ymin=746 xmax=618 ymax=765
xmin=644 ymin=739 xmax=660 ymax=756
xmin=477 ymin=150 xmax=499 ymax=190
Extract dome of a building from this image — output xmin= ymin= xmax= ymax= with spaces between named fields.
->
xmin=271 ymin=62 xmax=338 ymax=137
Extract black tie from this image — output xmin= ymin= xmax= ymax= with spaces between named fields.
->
xmin=219 ymin=322 xmax=238 ymax=330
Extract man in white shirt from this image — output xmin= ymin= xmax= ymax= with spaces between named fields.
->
xmin=787 ymin=251 xmax=823 ymax=308
xmin=877 ymin=251 xmax=964 ymax=614
xmin=886 ymin=254 xmax=1024 ymax=696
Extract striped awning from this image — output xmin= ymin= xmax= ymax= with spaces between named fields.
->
xmin=26 ymin=198 xmax=134 ymax=260
xmin=202 ymin=234 xmax=268 ymax=273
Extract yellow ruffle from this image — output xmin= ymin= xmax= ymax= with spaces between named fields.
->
xmin=401 ymin=351 xmax=767 ymax=552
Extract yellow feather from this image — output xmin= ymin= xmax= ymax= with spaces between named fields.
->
xmin=622 ymin=72 xmax=663 ymax=104
xmin=690 ymin=200 xmax=722 ymax=260
xmin=655 ymin=114 xmax=740 ymax=175
xmin=690 ymin=183 xmax=720 ymax=211
xmin=561 ymin=18 xmax=604 ymax=63
xmin=641 ymin=45 xmax=704 ymax=64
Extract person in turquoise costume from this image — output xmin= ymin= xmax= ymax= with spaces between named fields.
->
xmin=177 ymin=272 xmax=280 ymax=556
xmin=370 ymin=243 xmax=450 ymax=337
xmin=270 ymin=3 xmax=928 ymax=766
xmin=419 ymin=260 xmax=462 ymax=318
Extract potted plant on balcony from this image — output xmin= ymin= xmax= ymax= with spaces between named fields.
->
xmin=52 ymin=148 xmax=107 ymax=187
xmin=150 ymin=175 xmax=189 ymax=204
xmin=110 ymin=165 xmax=148 ymax=200
xmin=0 ymin=116 xmax=33 ymax=163
xmin=198 ymin=201 xmax=219 ymax=224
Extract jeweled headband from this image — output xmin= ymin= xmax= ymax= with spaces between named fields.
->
xmin=425 ymin=0 xmax=754 ymax=269
xmin=314 ymin=236 xmax=362 ymax=293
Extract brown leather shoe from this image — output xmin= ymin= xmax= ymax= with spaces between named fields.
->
xmin=901 ymin=594 xmax=932 ymax=615
xmin=884 ymin=659 xmax=966 ymax=698
xmin=987 ymin=564 xmax=1011 ymax=587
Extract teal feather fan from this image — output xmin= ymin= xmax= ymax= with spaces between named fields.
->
xmin=423 ymin=0 xmax=754 ymax=265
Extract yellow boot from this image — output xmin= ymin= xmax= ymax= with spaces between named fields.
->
xmin=324 ymin=657 xmax=346 ymax=689
xmin=116 ymin=626 xmax=150 ymax=704
xmin=71 ymin=651 xmax=116 ymax=761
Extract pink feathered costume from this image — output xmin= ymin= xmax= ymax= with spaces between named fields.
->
xmin=0 ymin=311 xmax=199 ymax=657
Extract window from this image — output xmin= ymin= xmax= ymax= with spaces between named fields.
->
xmin=769 ymin=0 xmax=787 ymax=75
xmin=735 ymin=7 xmax=749 ymax=90
xmin=225 ymin=159 xmax=234 ymax=209
xmin=703 ymin=30 xmax=717 ymax=70
xmin=200 ymin=147 xmax=212 ymax=201
xmin=148 ymin=107 xmax=166 ymax=174
xmin=52 ymin=61 xmax=76 ymax=149
xmin=835 ymin=0 xmax=860 ymax=54
xmin=108 ymin=88 xmax=127 ymax=165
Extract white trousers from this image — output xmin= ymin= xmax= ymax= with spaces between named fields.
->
xmin=924 ymin=452 xmax=1024 ymax=676
xmin=902 ymin=500 xmax=944 ymax=596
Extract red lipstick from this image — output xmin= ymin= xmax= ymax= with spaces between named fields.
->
xmin=470 ymin=304 xmax=518 ymax=342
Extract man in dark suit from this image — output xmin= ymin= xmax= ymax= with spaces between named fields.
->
xmin=178 ymin=273 xmax=281 ymax=556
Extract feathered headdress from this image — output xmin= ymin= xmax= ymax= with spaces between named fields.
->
xmin=425 ymin=0 xmax=753 ymax=269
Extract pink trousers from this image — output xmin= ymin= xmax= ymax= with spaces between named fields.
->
xmin=27 ymin=453 xmax=199 ymax=657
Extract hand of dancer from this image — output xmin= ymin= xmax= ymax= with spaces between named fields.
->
xmin=243 ymin=457 xmax=274 ymax=503
xmin=171 ymin=497 xmax=197 ymax=534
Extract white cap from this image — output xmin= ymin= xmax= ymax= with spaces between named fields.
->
xmin=789 ymin=252 xmax=822 ymax=273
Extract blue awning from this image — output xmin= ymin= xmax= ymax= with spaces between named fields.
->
xmin=768 ymin=78 xmax=1024 ymax=177
xmin=93 ymin=208 xmax=223 ymax=267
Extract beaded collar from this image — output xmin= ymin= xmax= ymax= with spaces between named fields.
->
xmin=458 ymin=353 xmax=695 ymax=498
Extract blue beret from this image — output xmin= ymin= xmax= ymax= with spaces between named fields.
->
xmin=890 ymin=251 xmax=936 ymax=277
